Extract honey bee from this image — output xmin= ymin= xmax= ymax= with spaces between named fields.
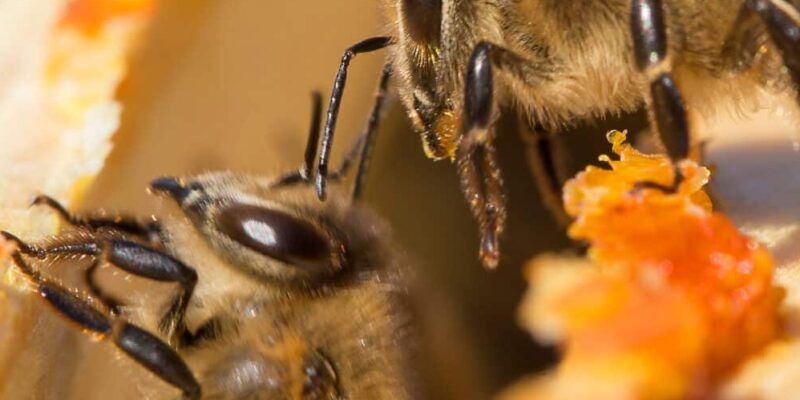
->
xmin=1 ymin=69 xmax=418 ymax=399
xmin=312 ymin=0 xmax=800 ymax=269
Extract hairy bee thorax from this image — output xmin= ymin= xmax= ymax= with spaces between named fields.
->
xmin=392 ymin=0 xmax=787 ymax=135
xmin=184 ymin=271 xmax=416 ymax=399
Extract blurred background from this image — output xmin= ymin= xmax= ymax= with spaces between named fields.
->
xmin=71 ymin=1 xmax=800 ymax=399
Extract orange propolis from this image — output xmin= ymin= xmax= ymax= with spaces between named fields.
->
xmin=61 ymin=0 xmax=155 ymax=34
xmin=518 ymin=132 xmax=784 ymax=399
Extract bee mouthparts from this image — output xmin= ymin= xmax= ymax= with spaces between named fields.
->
xmin=149 ymin=176 xmax=191 ymax=202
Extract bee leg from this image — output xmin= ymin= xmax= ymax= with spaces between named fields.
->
xmin=518 ymin=120 xmax=572 ymax=229
xmin=0 ymin=230 xmax=46 ymax=258
xmin=745 ymin=0 xmax=800 ymax=93
xmin=5 ymin=249 xmax=201 ymax=399
xmin=86 ymin=259 xmax=124 ymax=316
xmin=459 ymin=42 xmax=508 ymax=269
xmin=460 ymin=41 xmax=557 ymax=268
xmin=1 ymin=230 xmax=123 ymax=313
xmin=31 ymin=194 xmax=161 ymax=243
xmin=0 ymin=231 xmax=193 ymax=330
xmin=315 ymin=36 xmax=392 ymax=200
xmin=100 ymin=239 xmax=198 ymax=345
xmin=630 ymin=0 xmax=689 ymax=192
xmin=456 ymin=132 xmax=505 ymax=269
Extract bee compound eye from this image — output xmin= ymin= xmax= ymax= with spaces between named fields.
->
xmin=216 ymin=204 xmax=340 ymax=276
xmin=401 ymin=0 xmax=442 ymax=44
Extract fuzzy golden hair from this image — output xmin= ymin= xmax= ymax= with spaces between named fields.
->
xmin=382 ymin=0 xmax=792 ymax=152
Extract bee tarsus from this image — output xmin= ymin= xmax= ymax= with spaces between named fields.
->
xmin=31 ymin=194 xmax=161 ymax=241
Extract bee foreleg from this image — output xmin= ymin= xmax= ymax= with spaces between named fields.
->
xmin=31 ymin=194 xmax=161 ymax=243
xmin=1 ymin=230 xmax=124 ymax=314
xmin=5 ymin=248 xmax=201 ymax=399
xmin=745 ymin=0 xmax=800 ymax=95
xmin=315 ymin=36 xmax=392 ymax=201
xmin=0 ymin=230 xmax=46 ymax=258
xmin=115 ymin=323 xmax=201 ymax=400
xmin=459 ymin=41 xmax=555 ymax=268
xmin=631 ymin=0 xmax=689 ymax=192
xmin=4 ymin=229 xmax=199 ymax=342
xmin=102 ymin=239 xmax=198 ymax=345
xmin=86 ymin=258 xmax=125 ymax=315
xmin=459 ymin=42 xmax=509 ymax=269
xmin=456 ymin=128 xmax=505 ymax=269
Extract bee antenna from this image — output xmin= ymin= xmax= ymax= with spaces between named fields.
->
xmin=302 ymin=91 xmax=324 ymax=180
xmin=351 ymin=63 xmax=392 ymax=200
xmin=315 ymin=36 xmax=393 ymax=201
xmin=311 ymin=62 xmax=392 ymax=202
xmin=290 ymin=62 xmax=392 ymax=202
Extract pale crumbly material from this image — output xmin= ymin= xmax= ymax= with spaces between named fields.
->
xmin=0 ymin=0 xmax=155 ymax=395
xmin=503 ymin=132 xmax=788 ymax=400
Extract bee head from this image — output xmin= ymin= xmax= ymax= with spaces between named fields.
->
xmin=395 ymin=0 xmax=491 ymax=162
xmin=149 ymin=174 xmax=348 ymax=285
xmin=393 ymin=0 xmax=461 ymax=160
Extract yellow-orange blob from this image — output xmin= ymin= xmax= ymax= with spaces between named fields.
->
xmin=420 ymin=110 xmax=460 ymax=161
xmin=518 ymin=131 xmax=784 ymax=399
xmin=61 ymin=0 xmax=155 ymax=34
